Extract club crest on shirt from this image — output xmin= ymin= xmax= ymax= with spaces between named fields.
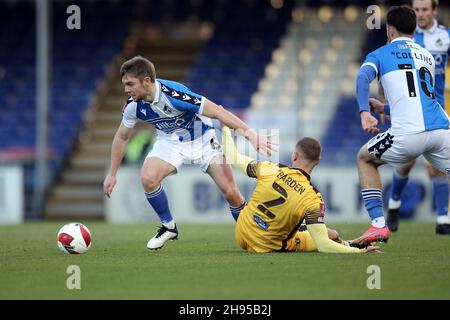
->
xmin=163 ymin=104 xmax=172 ymax=114
xmin=210 ymin=138 xmax=222 ymax=151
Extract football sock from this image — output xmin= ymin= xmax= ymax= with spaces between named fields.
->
xmin=390 ymin=170 xmax=409 ymax=202
xmin=362 ymin=188 xmax=385 ymax=228
xmin=432 ymin=177 xmax=449 ymax=224
xmin=162 ymin=220 xmax=176 ymax=230
xmin=230 ymin=202 xmax=246 ymax=221
xmin=145 ymin=185 xmax=174 ymax=227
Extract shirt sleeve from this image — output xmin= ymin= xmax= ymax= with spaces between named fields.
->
xmin=248 ymin=161 xmax=279 ymax=179
xmin=121 ymin=99 xmax=138 ymax=128
xmin=222 ymin=126 xmax=256 ymax=175
xmin=304 ymin=201 xmax=326 ymax=225
xmin=447 ymin=28 xmax=450 ymax=56
xmin=361 ymin=52 xmax=380 ymax=75
xmin=356 ymin=64 xmax=378 ymax=113
xmin=307 ymin=224 xmax=361 ymax=253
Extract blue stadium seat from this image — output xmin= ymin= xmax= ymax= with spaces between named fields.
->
xmin=0 ymin=0 xmax=133 ymax=178
xmin=184 ymin=0 xmax=294 ymax=110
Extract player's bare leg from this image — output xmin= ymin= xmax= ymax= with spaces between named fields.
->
xmin=141 ymin=157 xmax=179 ymax=250
xmin=426 ymin=163 xmax=450 ymax=235
xmin=207 ymin=155 xmax=246 ymax=221
xmin=141 ymin=157 xmax=177 ymax=192
xmin=387 ymin=160 xmax=416 ymax=232
xmin=352 ymin=144 xmax=390 ymax=247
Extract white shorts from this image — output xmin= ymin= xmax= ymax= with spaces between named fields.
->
xmin=367 ymin=128 xmax=450 ymax=175
xmin=146 ymin=129 xmax=223 ymax=173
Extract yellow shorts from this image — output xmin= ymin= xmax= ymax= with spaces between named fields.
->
xmin=285 ymin=230 xmax=318 ymax=252
xmin=235 ymin=228 xmax=317 ymax=253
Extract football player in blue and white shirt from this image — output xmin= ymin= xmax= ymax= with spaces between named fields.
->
xmin=352 ymin=6 xmax=450 ymax=247
xmin=103 ymin=56 xmax=276 ymax=250
xmin=370 ymin=0 xmax=450 ymax=235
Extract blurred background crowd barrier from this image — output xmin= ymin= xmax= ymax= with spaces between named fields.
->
xmin=0 ymin=0 xmax=448 ymax=224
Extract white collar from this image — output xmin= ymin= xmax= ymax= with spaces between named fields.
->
xmin=416 ymin=19 xmax=438 ymax=34
xmin=150 ymin=80 xmax=161 ymax=105
xmin=391 ymin=36 xmax=414 ymax=43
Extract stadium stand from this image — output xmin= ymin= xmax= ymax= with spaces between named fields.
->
xmin=321 ymin=5 xmax=450 ymax=165
xmin=44 ymin=0 xmax=295 ymax=219
xmin=184 ymin=0 xmax=295 ymax=111
xmin=2 ymin=0 xmax=448 ymax=219
xmin=245 ymin=5 xmax=366 ymax=164
xmin=0 ymin=0 xmax=134 ymax=215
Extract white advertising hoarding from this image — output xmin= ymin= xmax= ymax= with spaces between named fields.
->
xmin=106 ymin=164 xmax=435 ymax=224
xmin=0 ymin=165 xmax=24 ymax=224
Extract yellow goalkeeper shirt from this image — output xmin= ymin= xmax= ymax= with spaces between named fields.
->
xmin=236 ymin=161 xmax=327 ymax=252
xmin=222 ymin=126 xmax=360 ymax=253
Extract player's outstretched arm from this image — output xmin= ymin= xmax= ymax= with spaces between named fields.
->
xmin=222 ymin=126 xmax=255 ymax=175
xmin=356 ymin=65 xmax=381 ymax=134
xmin=307 ymin=223 xmax=363 ymax=253
xmin=201 ymin=99 xmax=277 ymax=156
xmin=103 ymin=123 xmax=134 ymax=198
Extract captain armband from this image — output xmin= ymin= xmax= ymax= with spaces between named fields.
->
xmin=246 ymin=161 xmax=259 ymax=178
xmin=304 ymin=203 xmax=325 ymax=225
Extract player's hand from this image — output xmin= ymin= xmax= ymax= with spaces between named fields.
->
xmin=360 ymin=245 xmax=382 ymax=253
xmin=369 ymin=98 xmax=388 ymax=125
xmin=247 ymin=129 xmax=278 ymax=156
xmin=360 ymin=111 xmax=380 ymax=135
xmin=103 ymin=174 xmax=116 ymax=198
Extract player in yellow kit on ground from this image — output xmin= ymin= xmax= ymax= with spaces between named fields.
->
xmin=221 ymin=126 xmax=380 ymax=254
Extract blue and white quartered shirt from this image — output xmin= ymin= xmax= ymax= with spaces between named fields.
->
xmin=122 ymin=79 xmax=214 ymax=142
xmin=357 ymin=37 xmax=450 ymax=135
xmin=414 ymin=19 xmax=450 ymax=107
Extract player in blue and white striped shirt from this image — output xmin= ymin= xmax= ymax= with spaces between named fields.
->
xmin=370 ymin=0 xmax=450 ymax=235
xmin=352 ymin=6 xmax=450 ymax=247
xmin=103 ymin=56 xmax=276 ymax=250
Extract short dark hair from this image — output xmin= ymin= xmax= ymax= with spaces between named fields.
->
xmin=120 ymin=56 xmax=156 ymax=82
xmin=412 ymin=0 xmax=438 ymax=10
xmin=432 ymin=0 xmax=439 ymax=9
xmin=295 ymin=137 xmax=322 ymax=163
xmin=386 ymin=6 xmax=417 ymax=35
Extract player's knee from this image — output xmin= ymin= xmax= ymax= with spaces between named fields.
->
xmin=140 ymin=173 xmax=161 ymax=193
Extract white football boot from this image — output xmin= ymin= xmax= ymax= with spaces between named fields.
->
xmin=147 ymin=225 xmax=178 ymax=250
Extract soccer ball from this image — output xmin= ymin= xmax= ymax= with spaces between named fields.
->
xmin=57 ymin=222 xmax=92 ymax=254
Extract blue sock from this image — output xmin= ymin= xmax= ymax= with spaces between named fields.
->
xmin=230 ymin=202 xmax=246 ymax=221
xmin=432 ymin=177 xmax=449 ymax=217
xmin=390 ymin=170 xmax=409 ymax=201
xmin=145 ymin=185 xmax=174 ymax=226
xmin=362 ymin=188 xmax=384 ymax=224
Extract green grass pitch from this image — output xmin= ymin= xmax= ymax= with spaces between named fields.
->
xmin=1 ymin=221 xmax=450 ymax=299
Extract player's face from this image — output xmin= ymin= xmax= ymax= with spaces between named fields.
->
xmin=122 ymin=74 xmax=149 ymax=101
xmin=413 ymin=0 xmax=436 ymax=30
